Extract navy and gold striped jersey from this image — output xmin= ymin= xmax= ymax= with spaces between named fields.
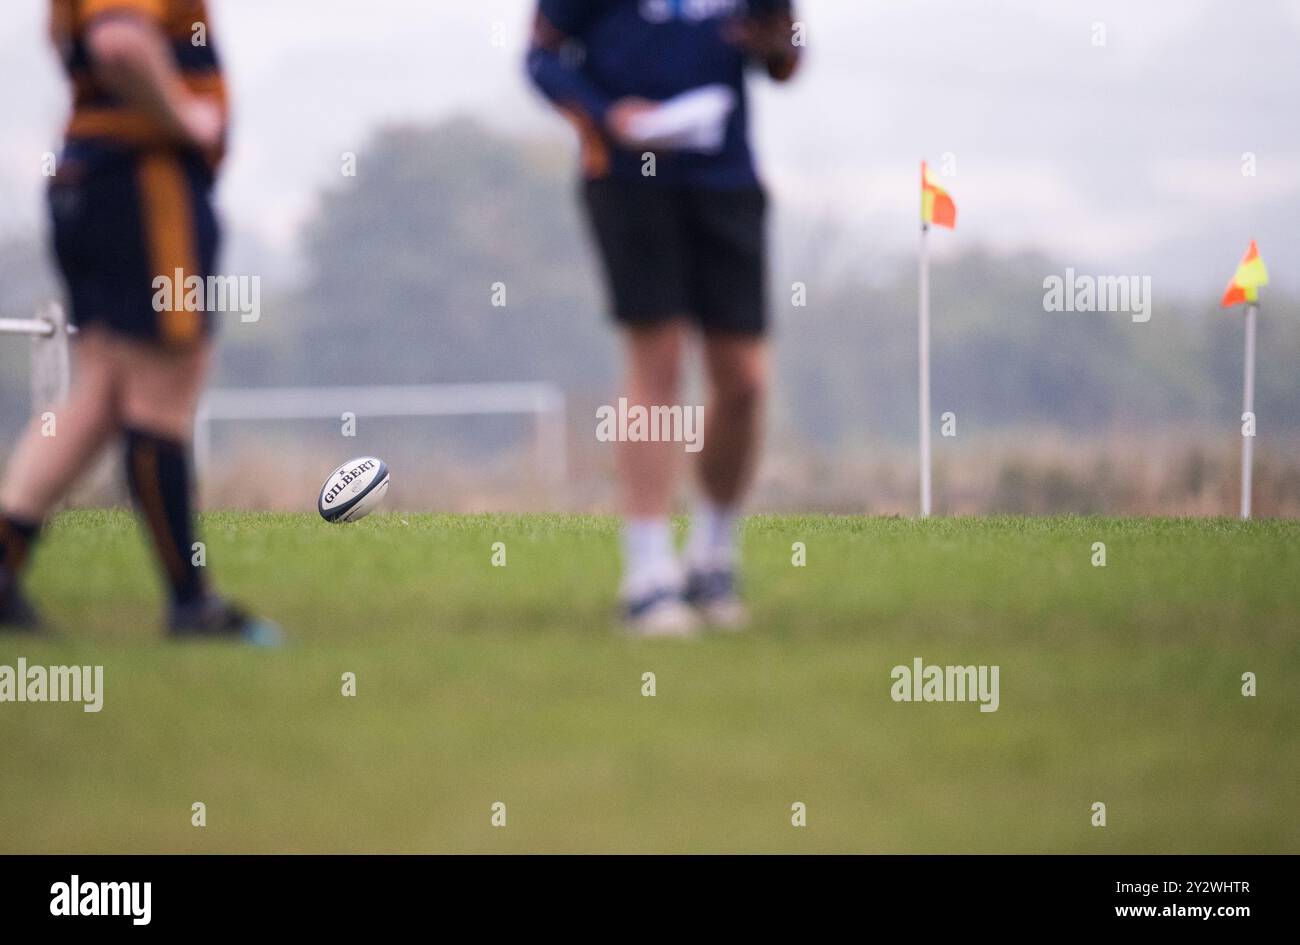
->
xmin=50 ymin=0 xmax=228 ymax=162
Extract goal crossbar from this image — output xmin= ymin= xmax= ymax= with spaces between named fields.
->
xmin=195 ymin=383 xmax=568 ymax=488
xmin=0 ymin=317 xmax=57 ymax=338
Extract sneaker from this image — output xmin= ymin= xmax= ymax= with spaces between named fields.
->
xmin=622 ymin=587 xmax=700 ymax=638
xmin=685 ymin=568 xmax=748 ymax=630
xmin=0 ymin=572 xmax=41 ymax=632
xmin=168 ymin=595 xmax=284 ymax=647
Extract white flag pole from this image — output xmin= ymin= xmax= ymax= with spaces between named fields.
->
xmin=918 ymin=222 xmax=932 ymax=518
xmin=1240 ymin=302 xmax=1258 ymax=520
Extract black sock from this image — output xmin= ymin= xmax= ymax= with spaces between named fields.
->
xmin=125 ymin=428 xmax=207 ymax=607
xmin=0 ymin=513 xmax=41 ymax=581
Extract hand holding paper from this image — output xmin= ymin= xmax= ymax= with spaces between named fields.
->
xmin=618 ymin=84 xmax=737 ymax=154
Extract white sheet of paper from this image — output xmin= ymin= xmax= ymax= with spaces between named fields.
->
xmin=624 ymin=84 xmax=737 ymax=154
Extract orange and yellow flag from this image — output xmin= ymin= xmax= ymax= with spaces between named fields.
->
xmin=1220 ymin=239 xmax=1269 ymax=308
xmin=921 ymin=160 xmax=956 ymax=229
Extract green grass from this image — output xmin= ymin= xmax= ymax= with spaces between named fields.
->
xmin=1 ymin=510 xmax=1298 ymax=853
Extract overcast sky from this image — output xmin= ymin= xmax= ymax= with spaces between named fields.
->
xmin=2 ymin=0 xmax=1298 ymax=295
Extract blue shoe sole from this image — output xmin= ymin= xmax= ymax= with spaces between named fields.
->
xmin=242 ymin=619 xmax=286 ymax=648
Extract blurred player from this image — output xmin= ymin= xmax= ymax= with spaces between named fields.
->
xmin=527 ymin=0 xmax=801 ymax=635
xmin=0 ymin=0 xmax=278 ymax=643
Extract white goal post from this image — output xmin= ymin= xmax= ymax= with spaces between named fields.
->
xmin=1 ymin=302 xmax=74 ymax=413
xmin=5 ymin=306 xmax=570 ymax=493
xmin=195 ymin=383 xmax=568 ymax=490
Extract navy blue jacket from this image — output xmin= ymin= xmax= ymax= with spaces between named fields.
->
xmin=527 ymin=0 xmax=796 ymax=188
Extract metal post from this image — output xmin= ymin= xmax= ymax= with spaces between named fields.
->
xmin=1240 ymin=303 xmax=1258 ymax=520
xmin=918 ymin=223 xmax=932 ymax=518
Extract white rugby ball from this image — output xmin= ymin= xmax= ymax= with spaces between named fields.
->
xmin=318 ymin=456 xmax=390 ymax=523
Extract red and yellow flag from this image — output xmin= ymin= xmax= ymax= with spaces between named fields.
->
xmin=921 ymin=160 xmax=956 ymax=229
xmin=1220 ymin=239 xmax=1269 ymax=308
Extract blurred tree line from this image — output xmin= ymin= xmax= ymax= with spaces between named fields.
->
xmin=4 ymin=117 xmax=1298 ymax=450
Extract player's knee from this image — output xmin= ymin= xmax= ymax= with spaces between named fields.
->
xmin=118 ymin=342 xmax=210 ymax=439
xmin=637 ymin=361 xmax=684 ymax=403
xmin=120 ymin=380 xmax=202 ymax=441
xmin=120 ymin=394 xmax=197 ymax=442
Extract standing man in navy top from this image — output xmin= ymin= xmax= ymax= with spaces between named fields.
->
xmin=528 ymin=0 xmax=802 ymax=636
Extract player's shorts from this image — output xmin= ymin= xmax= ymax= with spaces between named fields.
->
xmin=47 ymin=143 xmax=220 ymax=347
xmin=581 ymin=177 xmax=768 ymax=336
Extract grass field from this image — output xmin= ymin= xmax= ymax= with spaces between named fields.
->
xmin=1 ymin=510 xmax=1297 ymax=853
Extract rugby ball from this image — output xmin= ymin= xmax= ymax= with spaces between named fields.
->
xmin=318 ymin=457 xmax=390 ymax=523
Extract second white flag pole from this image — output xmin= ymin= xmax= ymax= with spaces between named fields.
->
xmin=1240 ymin=303 xmax=1258 ymax=520
xmin=919 ymin=221 xmax=932 ymax=518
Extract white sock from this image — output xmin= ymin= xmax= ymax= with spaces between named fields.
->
xmin=686 ymin=498 xmax=739 ymax=573
xmin=621 ymin=517 xmax=680 ymax=599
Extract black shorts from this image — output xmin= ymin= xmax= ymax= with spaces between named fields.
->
xmin=581 ymin=178 xmax=768 ymax=335
xmin=48 ymin=143 xmax=220 ymax=347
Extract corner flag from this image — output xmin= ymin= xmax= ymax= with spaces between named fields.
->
xmin=1220 ymin=240 xmax=1268 ymax=519
xmin=917 ymin=160 xmax=957 ymax=518
xmin=921 ymin=161 xmax=957 ymax=229
xmin=1220 ymin=240 xmax=1269 ymax=308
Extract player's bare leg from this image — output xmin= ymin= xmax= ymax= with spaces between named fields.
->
xmin=1 ymin=332 xmax=119 ymax=626
xmin=1 ymin=328 xmax=120 ymax=522
xmin=0 ymin=329 xmax=122 ymax=628
xmin=616 ymin=319 xmax=698 ymax=637
xmin=117 ymin=335 xmax=211 ymax=441
xmin=697 ymin=334 xmax=768 ymax=505
xmin=116 ymin=338 xmax=212 ymax=617
xmin=685 ymin=333 xmax=769 ymax=628
xmin=618 ymin=321 xmax=686 ymax=517
xmin=116 ymin=337 xmax=279 ymax=645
